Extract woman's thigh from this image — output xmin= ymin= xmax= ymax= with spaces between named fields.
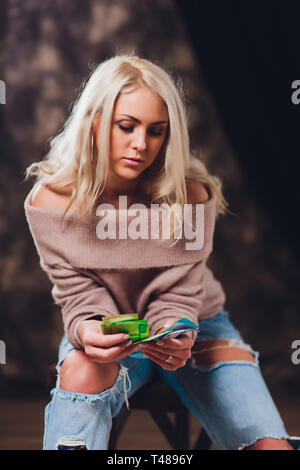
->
xmin=44 ymin=336 xmax=156 ymax=449
xmin=158 ymin=311 xmax=289 ymax=450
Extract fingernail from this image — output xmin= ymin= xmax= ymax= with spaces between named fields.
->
xmin=126 ymin=340 xmax=132 ymax=347
xmin=124 ymin=334 xmax=130 ymax=339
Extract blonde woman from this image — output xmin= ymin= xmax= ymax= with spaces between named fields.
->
xmin=24 ymin=55 xmax=297 ymax=450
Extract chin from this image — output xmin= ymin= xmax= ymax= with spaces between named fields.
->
xmin=116 ymin=167 xmax=144 ymax=180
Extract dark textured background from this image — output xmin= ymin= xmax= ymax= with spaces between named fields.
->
xmin=1 ymin=0 xmax=300 ymax=403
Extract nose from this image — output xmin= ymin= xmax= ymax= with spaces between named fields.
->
xmin=131 ymin=128 xmax=147 ymax=152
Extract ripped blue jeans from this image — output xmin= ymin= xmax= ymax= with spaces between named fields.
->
xmin=43 ymin=311 xmax=300 ymax=450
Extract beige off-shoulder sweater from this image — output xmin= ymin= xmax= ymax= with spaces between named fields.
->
xmin=24 ymin=183 xmax=226 ymax=349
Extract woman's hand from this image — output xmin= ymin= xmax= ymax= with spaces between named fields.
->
xmin=77 ymin=319 xmax=140 ymax=364
xmin=140 ymin=319 xmax=195 ymax=370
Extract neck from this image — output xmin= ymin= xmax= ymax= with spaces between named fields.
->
xmin=103 ymin=173 xmax=144 ymax=199
xmin=100 ymin=181 xmax=149 ymax=209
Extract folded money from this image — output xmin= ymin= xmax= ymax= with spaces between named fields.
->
xmin=130 ymin=318 xmax=200 ymax=359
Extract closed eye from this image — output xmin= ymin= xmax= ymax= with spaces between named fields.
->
xmin=118 ymin=124 xmax=163 ymax=137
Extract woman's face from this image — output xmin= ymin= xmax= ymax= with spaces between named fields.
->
xmin=95 ymin=86 xmax=169 ymax=193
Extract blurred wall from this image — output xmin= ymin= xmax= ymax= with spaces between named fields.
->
xmin=1 ymin=0 xmax=299 ymax=396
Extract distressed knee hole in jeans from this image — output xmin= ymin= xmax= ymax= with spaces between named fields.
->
xmin=56 ymin=436 xmax=87 ymax=450
xmin=55 ymin=362 xmax=131 ymax=411
xmin=191 ymin=338 xmax=259 ymax=371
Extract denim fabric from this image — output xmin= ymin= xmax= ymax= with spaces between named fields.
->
xmin=43 ymin=311 xmax=299 ymax=450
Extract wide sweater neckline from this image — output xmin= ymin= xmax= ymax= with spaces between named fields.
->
xmin=25 ymin=182 xmax=215 ymax=213
xmin=24 ymin=182 xmax=218 ymax=269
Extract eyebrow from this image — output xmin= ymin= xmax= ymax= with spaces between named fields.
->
xmin=116 ymin=114 xmax=168 ymax=125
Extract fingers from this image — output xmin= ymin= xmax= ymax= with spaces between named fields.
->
xmin=140 ymin=333 xmax=194 ymax=370
xmin=140 ymin=341 xmax=191 ymax=370
xmin=114 ymin=342 xmax=141 ymax=361
xmin=141 ymin=349 xmax=184 ymax=370
xmin=82 ymin=327 xmax=131 ymax=349
xmin=156 ymin=334 xmax=194 ymax=350
xmin=78 ymin=319 xmax=134 ymax=348
xmin=79 ymin=320 xmax=142 ymax=363
xmin=85 ymin=340 xmax=140 ymax=363
xmin=92 ymin=331 xmax=132 ymax=348
xmin=142 ymin=333 xmax=194 ymax=355
xmin=142 ymin=344 xmax=191 ymax=359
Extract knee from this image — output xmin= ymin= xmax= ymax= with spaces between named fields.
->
xmin=244 ymin=438 xmax=294 ymax=450
xmin=191 ymin=338 xmax=257 ymax=368
xmin=59 ymin=350 xmax=120 ymax=394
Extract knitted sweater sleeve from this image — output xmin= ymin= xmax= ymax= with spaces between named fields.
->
xmin=44 ymin=261 xmax=120 ymax=349
xmin=141 ymin=260 xmax=206 ymax=342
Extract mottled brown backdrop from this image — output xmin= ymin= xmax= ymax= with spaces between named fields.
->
xmin=1 ymin=0 xmax=299 ymax=399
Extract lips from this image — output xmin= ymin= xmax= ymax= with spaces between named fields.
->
xmin=122 ymin=157 xmax=144 ymax=162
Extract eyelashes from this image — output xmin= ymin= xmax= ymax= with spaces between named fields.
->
xmin=118 ymin=124 xmax=163 ymax=137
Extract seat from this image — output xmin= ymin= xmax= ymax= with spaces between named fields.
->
xmin=47 ymin=364 xmax=212 ymax=450
xmin=108 ymin=377 xmax=212 ymax=450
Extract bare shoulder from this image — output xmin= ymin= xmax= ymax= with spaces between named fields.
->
xmin=185 ymin=178 xmax=210 ymax=204
xmin=31 ymin=184 xmax=75 ymax=210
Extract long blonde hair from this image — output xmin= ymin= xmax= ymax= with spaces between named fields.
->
xmin=24 ymin=54 xmax=228 ymax=232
